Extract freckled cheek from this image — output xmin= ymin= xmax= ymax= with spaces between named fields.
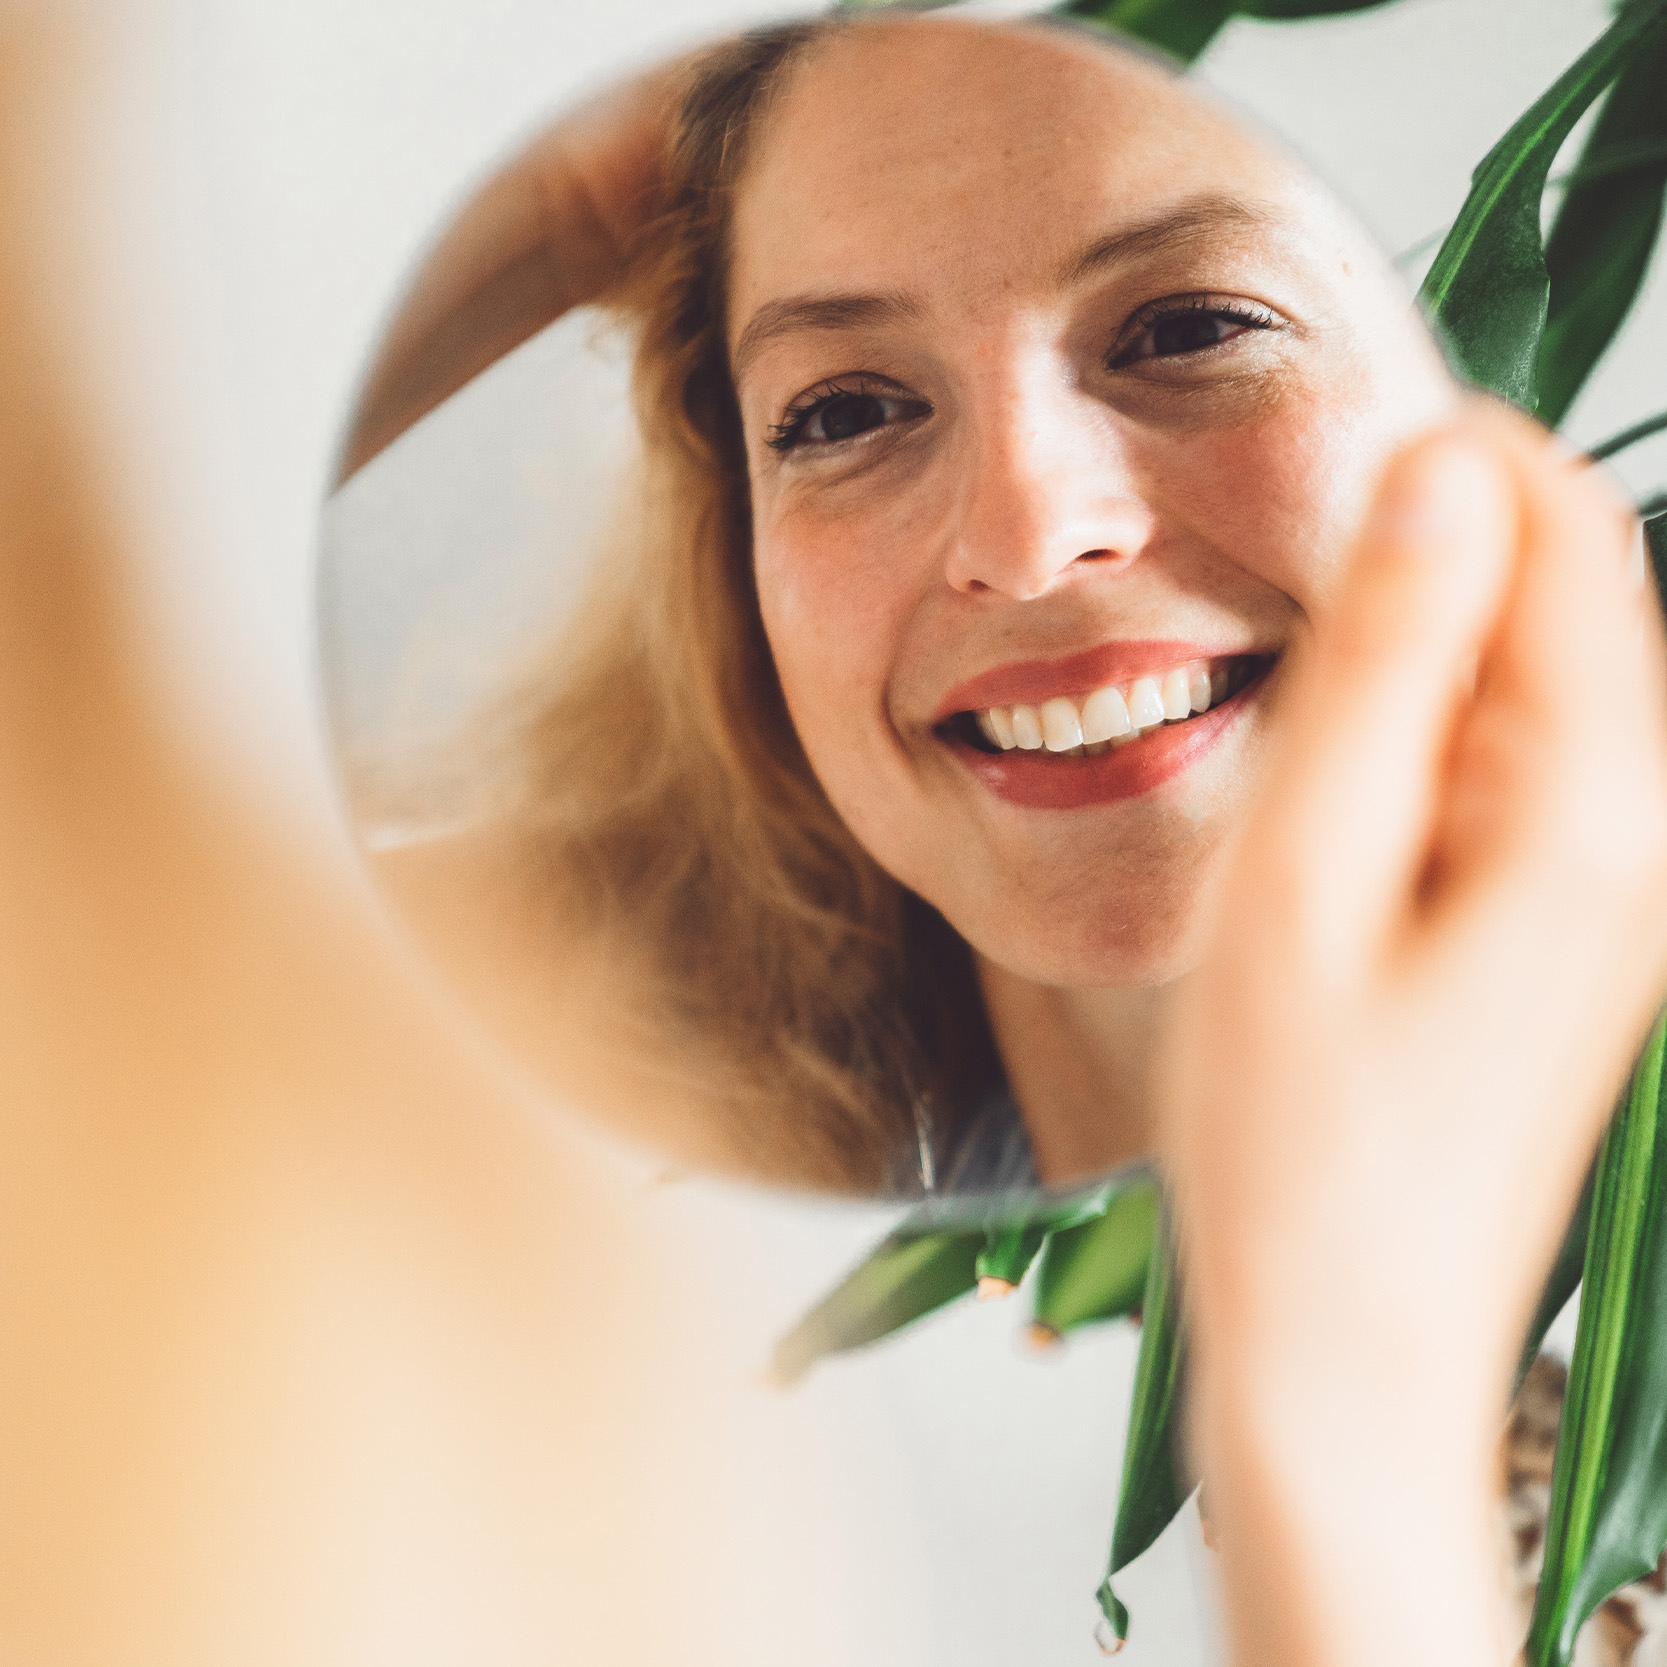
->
xmin=1180 ymin=412 xmax=1383 ymax=623
xmin=753 ymin=521 xmax=916 ymax=773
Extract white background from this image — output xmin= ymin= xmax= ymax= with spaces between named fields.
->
xmin=184 ymin=2 xmax=1655 ymax=1661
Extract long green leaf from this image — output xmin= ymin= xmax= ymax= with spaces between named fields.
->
xmin=770 ymin=1227 xmax=984 ymax=1385
xmin=771 ymin=1172 xmax=1144 ymax=1381
xmin=1418 ymin=0 xmax=1667 ymax=406
xmin=1535 ymin=20 xmax=1667 ymax=426
xmin=1517 ymin=1163 xmax=1597 ymax=1395
xmin=1528 ymin=1011 xmax=1667 ymax=1667
xmin=1096 ymin=1201 xmax=1186 ymax=1645
xmin=1055 ymin=0 xmax=1398 ymax=64
xmin=1057 ymin=0 xmax=1235 ymax=62
xmin=1236 ymin=0 xmax=1396 ymax=17
xmin=1032 ymin=1179 xmax=1159 ymax=1340
xmin=1554 ymin=137 xmax=1667 ymax=193
xmin=1647 ymin=512 xmax=1667 ymax=590
xmin=977 ymin=1219 xmax=1049 ymax=1289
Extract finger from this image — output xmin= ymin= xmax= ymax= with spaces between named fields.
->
xmin=1409 ymin=418 xmax=1667 ymax=1265
xmin=1435 ymin=410 xmax=1667 ymax=978
xmin=1241 ymin=424 xmax=1517 ymax=975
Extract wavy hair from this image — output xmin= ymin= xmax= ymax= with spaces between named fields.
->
xmin=499 ymin=18 xmax=998 ymax=1192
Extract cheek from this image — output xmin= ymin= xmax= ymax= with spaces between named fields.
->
xmin=751 ymin=508 xmax=917 ymax=790
xmin=1163 ymin=388 xmax=1408 ymax=628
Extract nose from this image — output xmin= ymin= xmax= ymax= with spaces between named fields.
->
xmin=941 ymin=369 xmax=1156 ymax=600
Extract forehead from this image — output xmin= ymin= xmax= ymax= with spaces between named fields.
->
xmin=728 ymin=19 xmax=1309 ymax=331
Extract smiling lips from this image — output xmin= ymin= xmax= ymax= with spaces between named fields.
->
xmin=978 ymin=657 xmax=1237 ymax=755
xmin=936 ymin=646 xmax=1271 ymax=810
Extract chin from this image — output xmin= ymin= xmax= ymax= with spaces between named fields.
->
xmin=925 ymin=830 xmax=1226 ymax=990
xmin=958 ymin=898 xmax=1210 ymax=991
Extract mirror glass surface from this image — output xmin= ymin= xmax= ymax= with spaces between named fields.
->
xmin=318 ymin=9 xmax=1460 ymax=1206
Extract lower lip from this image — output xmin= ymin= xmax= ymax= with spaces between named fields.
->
xmin=946 ymin=680 xmax=1259 ymax=811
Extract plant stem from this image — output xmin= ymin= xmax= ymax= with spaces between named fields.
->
xmin=1588 ymin=410 xmax=1667 ymax=463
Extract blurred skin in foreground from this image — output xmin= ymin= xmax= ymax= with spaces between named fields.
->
xmin=1167 ymin=412 xmax=1667 ymax=1667
xmin=6 ymin=11 xmax=1666 ymax=1667
xmin=0 ymin=11 xmax=742 ymax=1666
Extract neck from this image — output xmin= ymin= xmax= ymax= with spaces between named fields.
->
xmin=975 ymin=955 xmax=1171 ymax=1187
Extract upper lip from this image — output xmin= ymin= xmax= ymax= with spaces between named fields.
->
xmin=932 ymin=639 xmax=1255 ymax=722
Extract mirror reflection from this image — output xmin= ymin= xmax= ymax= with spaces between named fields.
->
xmin=321 ymin=11 xmax=1457 ymax=1199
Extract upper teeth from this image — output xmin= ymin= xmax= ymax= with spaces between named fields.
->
xmin=975 ymin=660 xmax=1228 ymax=755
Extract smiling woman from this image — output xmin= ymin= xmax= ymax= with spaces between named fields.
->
xmin=358 ymin=12 xmax=1458 ymax=1195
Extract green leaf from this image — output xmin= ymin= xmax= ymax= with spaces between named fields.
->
xmin=1418 ymin=1 xmax=1667 ymax=407
xmin=888 ymin=1169 xmax=1148 ymax=1238
xmin=1096 ymin=1201 xmax=1187 ymax=1644
xmin=1032 ymin=1178 xmax=1159 ymax=1340
xmin=1235 ymin=0 xmax=1397 ymax=18
xmin=1528 ymin=1010 xmax=1667 ymax=1667
xmin=1054 ymin=0 xmax=1398 ymax=63
xmin=977 ymin=1219 xmax=1049 ymax=1289
xmin=1554 ymin=136 xmax=1667 ymax=193
xmin=1516 ymin=1164 xmax=1596 ymax=1396
xmin=1646 ymin=512 xmax=1667 ymax=609
xmin=1056 ymin=0 xmax=1236 ymax=63
xmin=770 ymin=1172 xmax=1144 ymax=1382
xmin=770 ymin=1226 xmax=984 ymax=1385
xmin=1535 ymin=21 xmax=1667 ymax=427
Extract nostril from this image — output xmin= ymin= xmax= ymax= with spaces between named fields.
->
xmin=1077 ymin=547 xmax=1115 ymax=561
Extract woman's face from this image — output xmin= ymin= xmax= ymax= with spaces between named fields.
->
xmin=728 ymin=18 xmax=1456 ymax=990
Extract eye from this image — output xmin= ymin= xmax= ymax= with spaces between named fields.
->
xmin=766 ymin=378 xmax=929 ymax=453
xmin=1110 ymin=294 xmax=1280 ymax=369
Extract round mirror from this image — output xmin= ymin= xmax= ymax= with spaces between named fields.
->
xmin=318 ymin=9 xmax=1458 ymax=1204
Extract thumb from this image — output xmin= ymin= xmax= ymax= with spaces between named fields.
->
xmin=1247 ymin=425 xmax=1517 ymax=972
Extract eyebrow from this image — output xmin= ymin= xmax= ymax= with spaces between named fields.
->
xmin=1055 ymin=193 xmax=1280 ymax=287
xmin=730 ymin=193 xmax=1281 ymax=378
xmin=732 ymin=291 xmax=925 ymax=378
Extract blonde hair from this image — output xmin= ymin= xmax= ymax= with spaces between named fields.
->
xmin=500 ymin=20 xmax=997 ymax=1192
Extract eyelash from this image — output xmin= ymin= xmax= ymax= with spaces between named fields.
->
xmin=1108 ymin=293 xmax=1280 ymax=367
xmin=763 ymin=294 xmax=1282 ymax=453
xmin=764 ymin=377 xmax=921 ymax=454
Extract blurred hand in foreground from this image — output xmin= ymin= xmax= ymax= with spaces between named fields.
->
xmin=1160 ymin=408 xmax=1667 ymax=1667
